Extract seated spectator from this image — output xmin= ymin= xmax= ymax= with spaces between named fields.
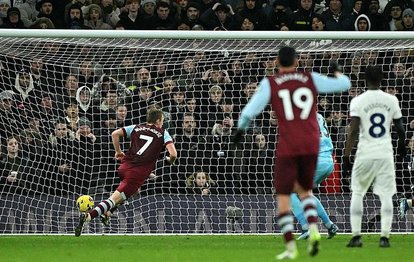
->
xmin=30 ymin=17 xmax=55 ymax=28
xmin=84 ymin=4 xmax=112 ymax=29
xmin=0 ymin=136 xmax=33 ymax=194
xmin=185 ymin=170 xmax=216 ymax=195
xmin=140 ymin=0 xmax=156 ymax=20
xmin=182 ymin=1 xmax=201 ymax=28
xmin=321 ymin=0 xmax=349 ymax=31
xmin=19 ymin=0 xmax=39 ymax=27
xmin=0 ymin=0 xmax=11 ymax=26
xmin=99 ymin=0 xmax=121 ymax=28
xmin=289 ymin=0 xmax=315 ymax=30
xmin=365 ymin=0 xmax=387 ymax=31
xmin=237 ymin=0 xmax=267 ymax=30
xmin=66 ymin=3 xmax=91 ymax=29
xmin=311 ymin=14 xmax=326 ymax=31
xmin=149 ymin=1 xmax=179 ymax=30
xmin=354 ymin=14 xmax=371 ymax=31
xmin=117 ymin=0 xmax=146 ymax=29
xmin=400 ymin=8 xmax=414 ymax=30
xmin=267 ymin=0 xmax=290 ymax=30
xmin=200 ymin=3 xmax=239 ymax=31
xmin=1 ymin=7 xmax=26 ymax=28
xmin=36 ymin=0 xmax=63 ymax=28
xmin=385 ymin=2 xmax=403 ymax=31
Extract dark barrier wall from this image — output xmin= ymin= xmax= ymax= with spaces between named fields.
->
xmin=0 ymin=194 xmax=412 ymax=234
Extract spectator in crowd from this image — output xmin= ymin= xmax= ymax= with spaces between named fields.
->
xmin=37 ymin=0 xmax=63 ymax=28
xmin=267 ymin=0 xmax=290 ymax=30
xmin=385 ymin=2 xmax=403 ymax=31
xmin=47 ymin=119 xmax=76 ymax=194
xmin=74 ymin=116 xmax=97 ymax=194
xmin=174 ymin=112 xmax=206 ymax=175
xmin=99 ymin=0 xmax=121 ymax=28
xmin=400 ymin=8 xmax=414 ymax=30
xmin=182 ymin=2 xmax=201 ymax=28
xmin=140 ymin=0 xmax=156 ymax=20
xmin=76 ymin=85 xmax=95 ymax=122
xmin=148 ymin=1 xmax=178 ymax=29
xmin=321 ymin=0 xmax=349 ymax=31
xmin=30 ymin=17 xmax=55 ymax=28
xmin=0 ymin=136 xmax=33 ymax=194
xmin=365 ymin=0 xmax=387 ymax=30
xmin=242 ymin=133 xmax=273 ymax=194
xmin=237 ymin=0 xmax=267 ymax=30
xmin=115 ymin=104 xmax=132 ymax=127
xmin=289 ymin=0 xmax=315 ymax=30
xmin=13 ymin=67 xmax=38 ymax=111
xmin=0 ymin=90 xmax=27 ymax=146
xmin=84 ymin=4 xmax=113 ymax=29
xmin=64 ymin=104 xmax=80 ymax=132
xmin=57 ymin=74 xmax=79 ymax=111
xmin=353 ymin=14 xmax=371 ymax=31
xmin=117 ymin=0 xmax=146 ymax=29
xmin=66 ymin=3 xmax=91 ymax=29
xmin=1 ymin=7 xmax=26 ymax=28
xmin=185 ymin=170 xmax=215 ymax=195
xmin=96 ymin=109 xmax=118 ymax=192
xmin=19 ymin=0 xmax=39 ymax=27
xmin=200 ymin=2 xmax=239 ymax=31
xmin=311 ymin=14 xmax=326 ymax=31
xmin=0 ymin=0 xmax=10 ymax=26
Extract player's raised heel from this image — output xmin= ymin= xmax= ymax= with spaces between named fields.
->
xmin=307 ymin=227 xmax=321 ymax=256
xmin=379 ymin=237 xmax=390 ymax=248
xmin=327 ymin=224 xmax=338 ymax=239
xmin=347 ymin=235 xmax=362 ymax=247
xmin=75 ymin=213 xmax=87 ymax=237
xmin=398 ymin=198 xmax=408 ymax=219
xmin=276 ymin=248 xmax=298 ymax=260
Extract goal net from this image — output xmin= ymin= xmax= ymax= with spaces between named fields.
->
xmin=0 ymin=31 xmax=413 ymax=234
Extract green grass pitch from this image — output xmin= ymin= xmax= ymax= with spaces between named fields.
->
xmin=0 ymin=234 xmax=412 ymax=262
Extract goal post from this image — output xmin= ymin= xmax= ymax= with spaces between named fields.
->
xmin=0 ymin=30 xmax=413 ymax=234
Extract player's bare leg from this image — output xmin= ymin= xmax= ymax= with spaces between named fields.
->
xmin=296 ymin=183 xmax=320 ymax=257
xmin=276 ymin=194 xmax=298 ymax=260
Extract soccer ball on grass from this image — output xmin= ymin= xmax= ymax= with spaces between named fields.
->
xmin=76 ymin=195 xmax=94 ymax=212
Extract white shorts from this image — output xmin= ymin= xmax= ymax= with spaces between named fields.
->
xmin=351 ymin=158 xmax=396 ymax=197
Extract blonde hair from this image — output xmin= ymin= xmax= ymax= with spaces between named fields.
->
xmin=185 ymin=171 xmax=215 ymax=188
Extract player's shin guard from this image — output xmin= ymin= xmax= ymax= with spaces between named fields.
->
xmin=302 ymin=196 xmax=318 ymax=225
xmin=278 ymin=212 xmax=294 ymax=244
xmin=89 ymin=198 xmax=115 ymax=220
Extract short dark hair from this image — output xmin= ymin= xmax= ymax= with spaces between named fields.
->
xmin=146 ymin=108 xmax=164 ymax=124
xmin=365 ymin=65 xmax=383 ymax=86
xmin=278 ymin=46 xmax=297 ymax=67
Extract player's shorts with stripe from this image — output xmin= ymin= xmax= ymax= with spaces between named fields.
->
xmin=314 ymin=156 xmax=334 ymax=186
xmin=116 ymin=162 xmax=153 ymax=198
xmin=274 ymin=154 xmax=318 ymax=194
xmin=351 ymin=157 xmax=396 ymax=197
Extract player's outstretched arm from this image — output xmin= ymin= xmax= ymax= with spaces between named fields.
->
xmin=165 ymin=143 xmax=177 ymax=165
xmin=311 ymin=70 xmax=351 ymax=94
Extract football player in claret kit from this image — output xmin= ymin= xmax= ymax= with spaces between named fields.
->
xmin=233 ymin=46 xmax=351 ymax=260
xmin=75 ymin=108 xmax=177 ymax=236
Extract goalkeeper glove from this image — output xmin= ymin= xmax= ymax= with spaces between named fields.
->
xmin=231 ymin=129 xmax=244 ymax=145
xmin=342 ymin=156 xmax=353 ymax=176
xmin=330 ymin=62 xmax=343 ymax=74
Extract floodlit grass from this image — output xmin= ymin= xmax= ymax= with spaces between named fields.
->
xmin=0 ymin=234 xmax=412 ymax=262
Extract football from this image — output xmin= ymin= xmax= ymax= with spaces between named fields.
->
xmin=76 ymin=195 xmax=94 ymax=212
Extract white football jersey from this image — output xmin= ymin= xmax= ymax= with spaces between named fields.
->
xmin=349 ymin=89 xmax=402 ymax=160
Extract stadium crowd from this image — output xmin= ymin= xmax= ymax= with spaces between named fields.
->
xmin=0 ymin=0 xmax=413 ymax=31
xmin=0 ymin=0 xmax=414 ymax=197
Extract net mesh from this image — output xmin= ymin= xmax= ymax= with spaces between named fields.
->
xmin=1 ymin=37 xmax=414 ymax=234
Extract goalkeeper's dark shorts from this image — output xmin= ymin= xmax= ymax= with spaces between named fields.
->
xmin=274 ymin=154 xmax=318 ymax=195
xmin=116 ymin=162 xmax=153 ymax=198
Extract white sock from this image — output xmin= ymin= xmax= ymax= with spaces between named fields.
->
xmin=408 ymin=199 xmax=413 ymax=208
xmin=380 ymin=194 xmax=393 ymax=238
xmin=350 ymin=192 xmax=364 ymax=236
